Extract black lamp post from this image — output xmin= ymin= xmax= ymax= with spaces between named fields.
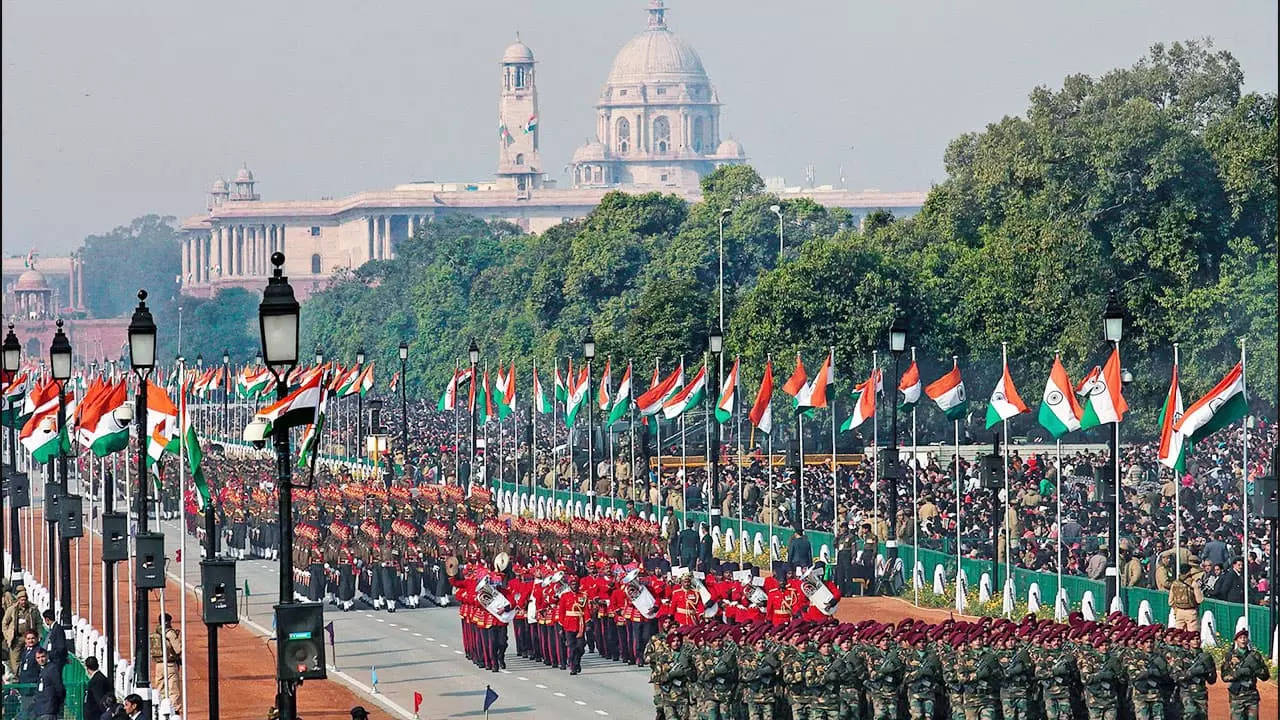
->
xmin=886 ymin=316 xmax=907 ymax=570
xmin=222 ymin=350 xmax=230 ymax=442
xmin=356 ymin=349 xmax=366 ymax=456
xmin=258 ymin=253 xmax=302 ymax=720
xmin=398 ymin=341 xmax=409 ymax=466
xmin=127 ymin=290 xmax=157 ymax=717
xmin=583 ymin=334 xmax=596 ymax=512
xmin=50 ymin=320 xmax=73 ymax=627
xmin=468 ymin=339 xmax=479 ymax=484
xmin=1102 ymin=290 xmax=1124 ymax=612
xmin=708 ymin=327 xmax=723 ymax=531
xmin=3 ymin=324 xmax=20 ymax=588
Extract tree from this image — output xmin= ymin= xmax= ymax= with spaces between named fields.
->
xmin=81 ymin=215 xmax=180 ymax=320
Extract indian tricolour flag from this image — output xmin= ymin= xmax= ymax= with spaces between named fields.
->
xmin=1037 ymin=355 xmax=1082 ymax=439
xmin=524 ymin=114 xmax=538 ymax=133
xmin=563 ymin=365 xmax=590 ymax=426
xmin=984 ymin=359 xmax=1029 ymax=429
xmin=749 ymin=359 xmax=774 ymax=434
xmin=1079 ymin=348 xmax=1127 ymax=429
xmin=533 ymin=367 xmax=553 ymax=414
xmin=20 ymin=379 xmax=67 ymax=463
xmin=497 ymin=362 xmax=516 ymax=420
xmin=355 ymin=363 xmax=375 ymax=397
xmin=174 ymin=383 xmax=212 ymax=508
xmin=1156 ymin=363 xmax=1185 ymax=472
xmin=336 ymin=365 xmax=362 ymax=396
xmin=662 ymin=363 xmax=707 ymax=419
xmin=898 ymin=361 xmax=921 ymax=410
xmin=925 ymin=360 xmax=967 ymax=421
xmin=2 ymin=371 xmax=30 ymax=428
xmin=839 ymin=373 xmax=877 ymax=432
xmin=636 ymin=363 xmax=682 ymax=417
xmin=607 ymin=362 xmax=632 ymax=426
xmin=255 ymin=372 xmax=322 ymax=435
xmin=1174 ymin=362 xmax=1246 ymax=444
xmin=296 ymin=370 xmax=330 ymax=473
xmin=82 ymin=380 xmax=130 ymax=457
xmin=790 ymin=353 xmax=832 ymax=410
xmin=597 ymin=359 xmax=612 ymax=411
xmin=714 ymin=357 xmax=739 ymax=424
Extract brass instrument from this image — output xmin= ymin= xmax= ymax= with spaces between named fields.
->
xmin=475 ymin=576 xmax=517 ymax=624
xmin=799 ymin=565 xmax=837 ymax=616
xmin=621 ymin=568 xmax=659 ymax=619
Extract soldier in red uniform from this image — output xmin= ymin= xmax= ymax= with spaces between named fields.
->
xmin=671 ymin=574 xmax=705 ymax=627
xmin=556 ymin=576 xmax=587 ymax=674
xmin=508 ymin=564 xmax=531 ymax=659
xmin=765 ymin=575 xmax=805 ymax=626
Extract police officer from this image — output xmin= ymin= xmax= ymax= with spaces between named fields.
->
xmin=151 ymin=613 xmax=182 ymax=714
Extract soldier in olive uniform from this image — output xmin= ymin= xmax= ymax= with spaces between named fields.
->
xmin=962 ymin=634 xmax=1002 ymax=720
xmin=833 ymin=634 xmax=866 ymax=720
xmin=739 ymin=635 xmax=778 ymax=720
xmin=864 ymin=629 xmax=902 ymax=720
xmin=1169 ymin=630 xmax=1214 ymax=720
xmin=938 ymin=631 xmax=968 ymax=720
xmin=804 ymin=636 xmax=842 ymax=720
xmin=781 ymin=634 xmax=813 ymax=720
xmin=1078 ymin=634 xmax=1123 ymax=720
xmin=654 ymin=632 xmax=695 ymax=720
xmin=1125 ymin=631 xmax=1169 ymax=720
xmin=1219 ymin=628 xmax=1270 ymax=720
xmin=646 ymin=630 xmax=672 ymax=718
xmin=902 ymin=632 xmax=942 ymax=720
xmin=997 ymin=631 xmax=1035 ymax=720
xmin=694 ymin=633 xmax=737 ymax=720
xmin=1035 ymin=631 xmax=1077 ymax=720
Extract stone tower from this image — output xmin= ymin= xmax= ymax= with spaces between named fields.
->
xmin=496 ymin=35 xmax=543 ymax=194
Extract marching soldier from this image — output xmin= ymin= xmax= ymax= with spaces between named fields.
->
xmin=962 ymin=633 xmax=1001 ymax=720
xmin=781 ymin=633 xmax=813 ymax=720
xmin=864 ymin=628 xmax=902 ymax=720
xmin=1125 ymin=630 xmax=1168 ymax=720
xmin=654 ymin=632 xmax=694 ymax=720
xmin=804 ymin=636 xmax=841 ymax=720
xmin=1035 ymin=630 xmax=1077 ymax=720
xmin=558 ymin=575 xmax=587 ymax=675
xmin=739 ymin=635 xmax=778 ymax=720
xmin=902 ymin=631 xmax=942 ymax=720
xmin=1219 ymin=628 xmax=1270 ymax=720
xmin=1078 ymin=633 xmax=1122 ymax=720
xmin=1170 ymin=630 xmax=1214 ymax=720
xmin=998 ymin=630 xmax=1035 ymax=720
xmin=833 ymin=633 xmax=867 ymax=720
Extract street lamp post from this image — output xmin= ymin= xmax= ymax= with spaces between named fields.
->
xmin=127 ymin=290 xmax=157 ymax=718
xmin=356 ymin=349 xmax=366 ymax=455
xmin=399 ymin=342 xmax=409 ymax=466
xmin=1102 ymin=290 xmax=1124 ymax=612
xmin=582 ymin=334 xmax=596 ymax=512
xmin=50 ymin=320 xmax=73 ymax=628
xmin=257 ymin=252 xmax=302 ymax=720
xmin=708 ymin=328 xmax=723 ymax=531
xmin=3 ymin=324 xmax=20 ymax=587
xmin=468 ymin=339 xmax=479 ymax=486
xmin=770 ymin=204 xmax=783 ymax=255
xmin=887 ymin=317 xmax=907 ymax=571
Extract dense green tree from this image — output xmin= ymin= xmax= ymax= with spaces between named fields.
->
xmin=81 ymin=214 xmax=180 ymax=320
xmin=175 ymin=288 xmax=259 ymax=362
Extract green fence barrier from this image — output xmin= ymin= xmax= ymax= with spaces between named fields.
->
xmin=1 ymin=656 xmax=88 ymax=720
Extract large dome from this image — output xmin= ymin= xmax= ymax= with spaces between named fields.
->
xmin=607 ymin=29 xmax=706 ymax=84
xmin=14 ymin=269 xmax=49 ymax=291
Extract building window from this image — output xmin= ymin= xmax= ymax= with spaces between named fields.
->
xmin=692 ymin=116 xmax=705 ymax=153
xmin=310 ymin=226 xmax=321 ymax=237
xmin=653 ymin=116 xmax=671 ymax=153
xmin=593 ymin=167 xmax=602 ymax=184
xmin=619 ymin=89 xmax=628 ymax=96
xmin=515 ymin=66 xmax=527 ymax=89
xmin=660 ymin=173 xmax=669 ymax=183
xmin=515 ymin=153 xmax=525 ymax=165
xmin=656 ymin=86 xmax=666 ymax=95
xmin=311 ymin=254 xmax=322 ymax=274
xmin=504 ymin=68 xmax=511 ymax=91
xmin=616 ymin=117 xmax=630 ymax=153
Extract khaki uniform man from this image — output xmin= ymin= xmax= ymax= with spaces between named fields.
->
xmin=1168 ymin=566 xmax=1204 ymax=632
xmin=151 ymin=613 xmax=183 ymax=713
xmin=2 ymin=587 xmax=43 ymax=673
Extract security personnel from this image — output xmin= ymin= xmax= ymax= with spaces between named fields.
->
xmin=2 ymin=586 xmax=42 ymax=673
xmin=1035 ymin=631 xmax=1077 ymax=720
xmin=833 ymin=633 xmax=867 ymax=720
xmin=739 ymin=634 xmax=778 ymax=720
xmin=865 ymin=629 xmax=902 ymax=720
xmin=656 ymin=632 xmax=694 ymax=720
xmin=1078 ymin=633 xmax=1122 ymax=720
xmin=997 ymin=631 xmax=1035 ymax=720
xmin=902 ymin=632 xmax=942 ymax=720
xmin=804 ymin=635 xmax=841 ymax=720
xmin=1170 ymin=630 xmax=1214 ymax=720
xmin=1126 ymin=630 xmax=1168 ymax=720
xmin=150 ymin=613 xmax=182 ymax=713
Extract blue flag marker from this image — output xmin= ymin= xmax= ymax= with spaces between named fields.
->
xmin=483 ymin=685 xmax=499 ymax=712
xmin=324 ymin=621 xmax=335 ymax=649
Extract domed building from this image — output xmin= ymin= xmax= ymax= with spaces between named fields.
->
xmin=571 ymin=0 xmax=743 ymax=189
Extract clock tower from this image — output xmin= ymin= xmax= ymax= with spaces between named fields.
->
xmin=496 ymin=35 xmax=543 ymax=195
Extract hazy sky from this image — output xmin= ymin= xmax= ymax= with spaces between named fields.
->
xmin=3 ymin=0 xmax=1276 ymax=256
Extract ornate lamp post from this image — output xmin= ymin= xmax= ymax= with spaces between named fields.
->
xmin=708 ymin=327 xmax=723 ymax=530
xmin=127 ymin=290 xmax=157 ymax=717
xmin=398 ymin=341 xmax=409 ymax=466
xmin=468 ymin=339 xmax=479 ymax=484
xmin=258 ymin=253 xmax=302 ymax=719
xmin=770 ymin=204 xmax=783 ymax=254
xmin=3 ymin=324 xmax=20 ymax=587
xmin=582 ymin=334 xmax=596 ymax=513
xmin=50 ymin=321 xmax=73 ymax=627
xmin=1102 ymin=290 xmax=1124 ymax=612
xmin=886 ymin=317 xmax=907 ymax=570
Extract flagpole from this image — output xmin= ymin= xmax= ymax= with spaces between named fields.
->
xmin=910 ymin=347 xmax=919 ymax=607
xmin=628 ymin=360 xmax=636 ymax=511
xmin=872 ymin=350 xmax=879 ymax=540
xmin=1173 ymin=343 xmax=1181 ymax=580
xmin=498 ymin=361 xmax=505 ymax=491
xmin=766 ymin=354 xmax=774 ymax=552
xmin=798 ymin=409 xmax=805 ymax=534
xmin=1001 ymin=341 xmax=1011 ymax=610
xmin=88 ymin=448 xmax=95 ymax=643
xmin=1056 ymin=436 xmax=1064 ymax=621
xmin=530 ymin=358 xmax=537 ymax=504
xmin=1240 ymin=339 xmax=1248 ymax=617
xmin=681 ymin=357 xmax=687 ymax=528
xmin=736 ymin=357 xmax=744 ymax=565
xmin=178 ymin=360 xmax=190 ymax=720
xmin=552 ymin=358 xmax=559 ymax=508
xmin=829 ymin=346 xmax=837 ymax=535
xmin=655 ymin=358 xmax=662 ymax=528
xmin=587 ymin=357 xmax=594 ymax=516
xmin=125 ymin=441 xmax=135 ymax=673
xmin=953 ymin=355 xmax=961 ymax=610
xmin=1113 ymin=340 xmax=1122 ymax=613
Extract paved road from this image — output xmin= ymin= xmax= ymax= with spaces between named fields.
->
xmin=151 ymin=516 xmax=654 ymax=720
